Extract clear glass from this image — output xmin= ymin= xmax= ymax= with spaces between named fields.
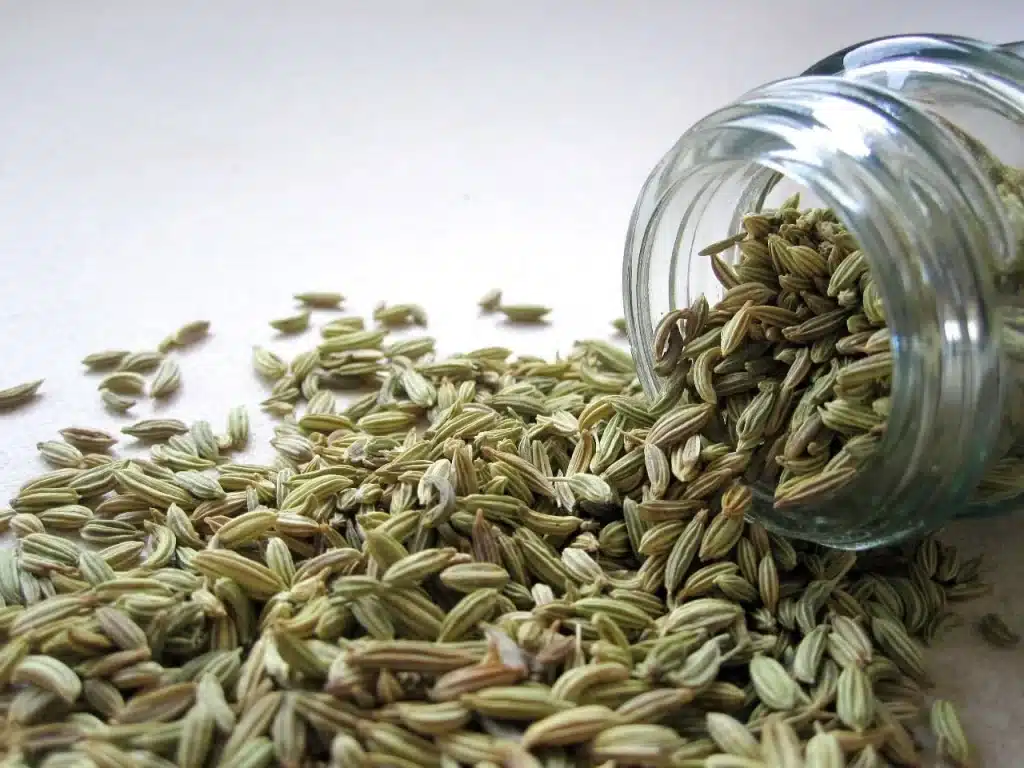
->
xmin=623 ymin=35 xmax=1024 ymax=549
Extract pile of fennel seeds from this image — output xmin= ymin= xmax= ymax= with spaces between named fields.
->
xmin=0 ymin=276 xmax=1007 ymax=767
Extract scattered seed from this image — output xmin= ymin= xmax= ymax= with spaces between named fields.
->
xmin=0 ymin=379 xmax=44 ymax=409
xmin=118 ymin=350 xmax=165 ymax=373
xmin=499 ymin=304 xmax=551 ymax=323
xmin=976 ymin=612 xmax=1020 ymax=648
xmin=295 ymin=291 xmax=345 ymax=308
xmin=159 ymin=320 xmax=212 ymax=352
xmin=82 ymin=350 xmax=131 ymax=369
xmin=150 ymin=359 xmax=183 ymax=398
xmin=59 ymin=427 xmax=118 ymax=452
xmin=478 ymin=289 xmax=502 ymax=312
xmin=100 ymin=389 xmax=136 ymax=412
xmin=269 ymin=310 xmax=312 ymax=334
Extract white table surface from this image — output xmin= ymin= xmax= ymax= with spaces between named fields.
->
xmin=1 ymin=2 xmax=1021 ymax=764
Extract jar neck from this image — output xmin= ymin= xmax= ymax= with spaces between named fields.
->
xmin=624 ymin=37 xmax=1024 ymax=547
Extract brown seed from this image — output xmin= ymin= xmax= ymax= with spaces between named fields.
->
xmin=520 ymin=705 xmax=620 ymax=749
xmin=430 ymin=663 xmax=527 ymax=701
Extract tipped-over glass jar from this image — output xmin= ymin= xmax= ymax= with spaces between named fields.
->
xmin=623 ymin=35 xmax=1024 ymax=549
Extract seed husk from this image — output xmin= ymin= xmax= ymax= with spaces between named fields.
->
xmin=350 ymin=641 xmax=480 ymax=674
xmin=478 ymin=288 xmax=502 ymax=312
xmin=749 ymin=654 xmax=803 ymax=711
xmin=295 ymin=291 xmax=345 ymax=308
xmin=520 ymin=705 xmax=619 ymax=749
xmin=36 ymin=440 xmax=85 ymax=469
xmin=706 ymin=712 xmax=761 ymax=758
xmin=98 ymin=371 xmax=147 ymax=395
xmin=499 ymin=304 xmax=551 ymax=323
xmin=871 ymin=617 xmax=927 ymax=681
xmin=82 ymin=350 xmax=131 ymax=370
xmin=461 ymin=686 xmax=569 ymax=721
xmin=252 ymin=346 xmax=288 ymax=379
xmin=12 ymin=655 xmax=82 ymax=703
xmin=439 ymin=562 xmax=510 ymax=592
xmin=122 ymin=419 xmax=189 ymax=441
xmin=269 ymin=310 xmax=312 ymax=334
xmin=190 ymin=551 xmax=286 ymax=600
xmin=374 ymin=302 xmax=428 ymax=327
xmin=149 ymin=359 xmax=182 ymax=398
xmin=0 ymin=378 xmax=44 ymax=409
xmin=836 ymin=664 xmax=875 ymax=731
xmin=100 ymin=389 xmax=137 ymax=412
xmin=931 ymin=699 xmax=972 ymax=767
xmin=117 ymin=350 xmax=165 ymax=373
xmin=59 ymin=426 xmax=118 ymax=452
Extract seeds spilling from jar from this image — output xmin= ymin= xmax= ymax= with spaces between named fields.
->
xmin=653 ymin=164 xmax=1024 ymax=511
xmin=0 ymin=288 xmax=995 ymax=767
xmin=653 ymin=196 xmax=891 ymax=511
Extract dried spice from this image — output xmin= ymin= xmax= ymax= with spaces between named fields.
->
xmin=0 ymin=287 xmax=999 ymax=767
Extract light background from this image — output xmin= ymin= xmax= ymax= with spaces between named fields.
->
xmin=1 ymin=1 xmax=1021 ymax=763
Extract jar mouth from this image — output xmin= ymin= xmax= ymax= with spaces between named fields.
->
xmin=623 ymin=47 xmax=1018 ymax=547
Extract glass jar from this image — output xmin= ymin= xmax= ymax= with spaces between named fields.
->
xmin=623 ymin=35 xmax=1024 ymax=549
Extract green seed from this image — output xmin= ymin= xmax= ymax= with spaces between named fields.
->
xmin=0 ymin=379 xmax=43 ymax=409
xmin=150 ymin=359 xmax=182 ymax=398
xmin=931 ymin=699 xmax=972 ymax=768
xmin=82 ymin=350 xmax=130 ymax=369
xmin=498 ymin=304 xmax=551 ymax=323
xmin=295 ymin=291 xmax=344 ymax=308
xmin=269 ymin=310 xmax=312 ymax=334
xmin=478 ymin=289 xmax=502 ymax=312
xmin=100 ymin=388 xmax=137 ymax=412
xmin=59 ymin=426 xmax=118 ymax=452
xmin=252 ymin=346 xmax=288 ymax=379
